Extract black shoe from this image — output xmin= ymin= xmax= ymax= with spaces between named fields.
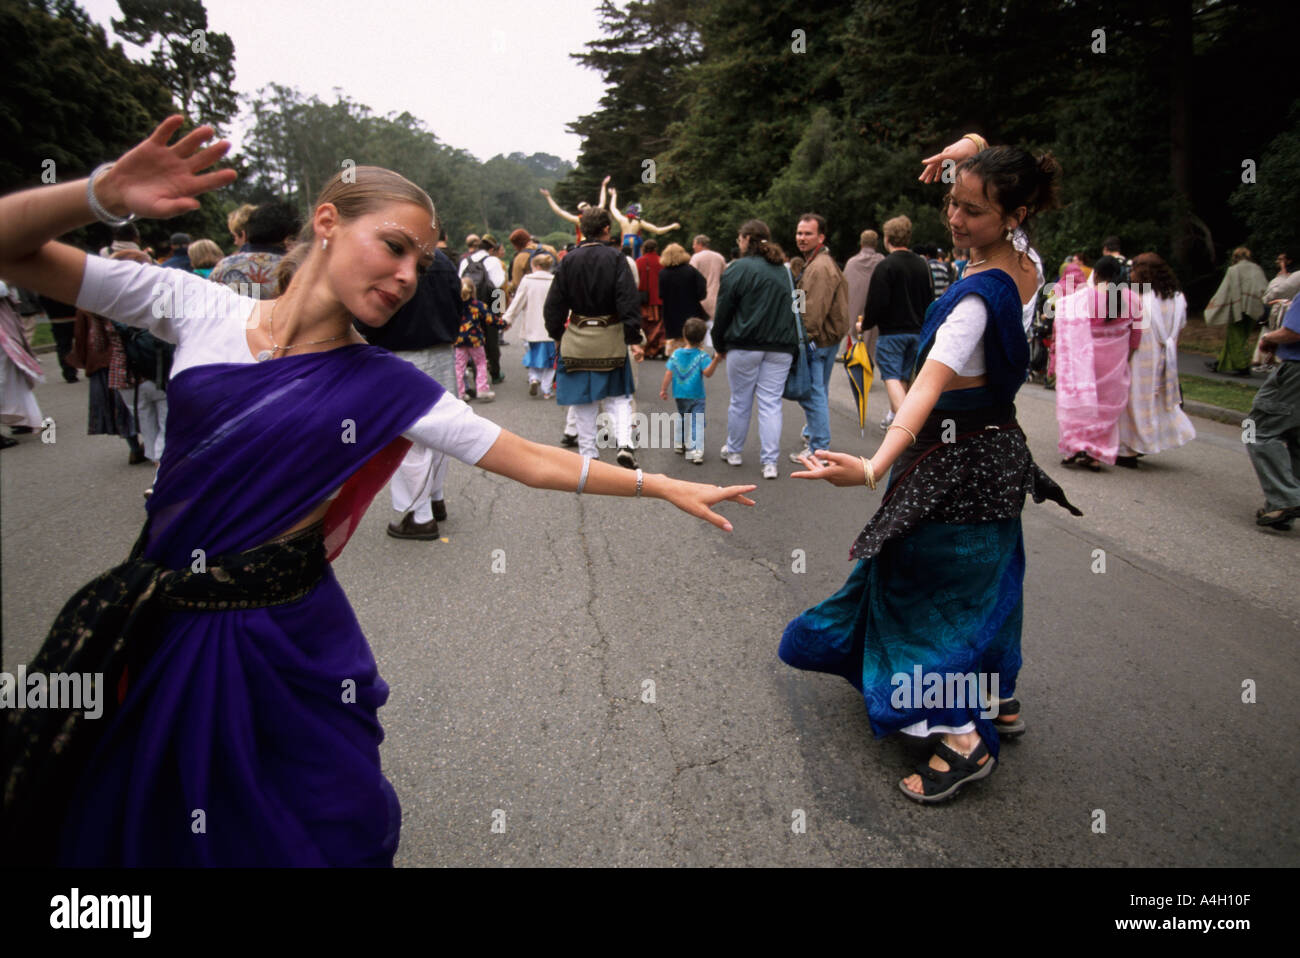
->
xmin=1115 ymin=455 xmax=1139 ymax=469
xmin=0 ymin=436 xmax=18 ymax=450
xmin=617 ymin=447 xmax=638 ymax=469
xmin=1231 ymin=368 xmax=1252 ymax=377
xmin=432 ymin=499 xmax=447 ymax=522
xmin=386 ymin=514 xmax=440 ymax=540
xmin=491 ymin=374 xmax=506 ymax=385
xmin=10 ymin=426 xmax=33 ymax=435
xmin=63 ymin=375 xmax=79 ymax=383
xmin=466 ymin=388 xmax=477 ymax=399
xmin=128 ymin=448 xmax=147 ymax=465
xmin=560 ymin=433 xmax=579 ymax=447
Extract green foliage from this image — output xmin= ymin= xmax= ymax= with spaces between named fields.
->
xmin=237 ymin=85 xmax=572 ymax=246
xmin=111 ymin=0 xmax=237 ymax=130
xmin=0 ymin=0 xmax=230 ymax=250
xmin=563 ymin=0 xmax=1299 ymax=302
xmin=1229 ymin=106 xmax=1300 ymax=262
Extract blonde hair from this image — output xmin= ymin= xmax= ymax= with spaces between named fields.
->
xmin=659 ymin=242 xmax=689 ymax=267
xmin=460 ymin=277 xmax=476 ymax=301
xmin=282 ymin=165 xmax=437 ymax=283
xmin=227 ymin=203 xmax=257 ymax=236
xmin=883 ymin=216 xmax=912 ymax=248
xmin=186 ymin=238 xmax=224 ymax=269
xmin=1230 ymin=246 xmax=1252 ymax=265
xmin=530 ymin=253 xmax=554 ymax=272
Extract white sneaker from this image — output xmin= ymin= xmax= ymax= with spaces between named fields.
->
xmin=480 ymin=390 xmax=496 ymax=402
xmin=762 ymin=463 xmax=778 ymax=480
xmin=789 ymin=446 xmax=812 ymax=464
xmin=687 ymin=449 xmax=704 ymax=464
xmin=879 ymin=412 xmax=894 ymax=433
xmin=720 ymin=445 xmax=742 ymax=466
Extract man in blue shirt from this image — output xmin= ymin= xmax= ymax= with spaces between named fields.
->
xmin=1247 ymin=296 xmax=1300 ymax=529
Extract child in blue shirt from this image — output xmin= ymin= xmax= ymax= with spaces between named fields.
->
xmin=659 ymin=317 xmax=720 ymax=463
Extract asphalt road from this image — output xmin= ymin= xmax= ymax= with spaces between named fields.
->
xmin=2 ymin=340 xmax=1296 ymax=867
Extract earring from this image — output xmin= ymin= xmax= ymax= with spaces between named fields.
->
xmin=322 ymin=239 xmax=329 ymax=251
xmin=1004 ymin=228 xmax=1014 ymax=242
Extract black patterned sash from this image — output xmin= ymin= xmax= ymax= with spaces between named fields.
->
xmin=1 ymin=524 xmax=326 ymax=864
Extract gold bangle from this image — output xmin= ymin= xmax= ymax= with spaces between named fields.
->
xmin=859 ymin=456 xmax=876 ymax=490
xmin=962 ymin=133 xmax=988 ymax=153
xmin=888 ymin=423 xmax=918 ymax=446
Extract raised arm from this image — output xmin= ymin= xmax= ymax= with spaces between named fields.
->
xmin=539 ymin=189 xmax=579 ymax=226
xmin=0 ymin=116 xmax=235 ymax=305
xmin=475 ymin=429 xmax=755 ymax=531
xmin=608 ymin=188 xmax=631 ymax=233
xmin=598 ymin=175 xmax=610 ymax=211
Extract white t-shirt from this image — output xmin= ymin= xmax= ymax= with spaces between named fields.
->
xmin=927 ymin=293 xmax=1037 ymax=378
xmin=76 ymin=255 xmax=501 ymax=463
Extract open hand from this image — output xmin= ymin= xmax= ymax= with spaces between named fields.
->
xmin=918 ymin=136 xmax=980 ymax=184
xmin=790 ymin=449 xmax=872 ymax=487
xmin=97 ymin=115 xmax=236 ymax=219
xmin=663 ymin=478 xmax=756 ymax=532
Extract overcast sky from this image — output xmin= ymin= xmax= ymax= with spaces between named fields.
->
xmin=77 ymin=0 xmax=609 ymax=163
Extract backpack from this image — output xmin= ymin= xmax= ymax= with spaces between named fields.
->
xmin=463 ymin=253 xmax=497 ymax=302
xmin=112 ymin=322 xmax=175 ymax=390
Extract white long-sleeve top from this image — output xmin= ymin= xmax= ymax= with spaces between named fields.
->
xmin=501 ymin=271 xmax=555 ymax=343
xmin=76 ymin=255 xmax=501 ymax=463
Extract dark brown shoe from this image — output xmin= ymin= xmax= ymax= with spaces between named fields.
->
xmin=432 ymin=499 xmax=447 ymax=522
xmin=386 ymin=514 xmax=440 ymax=540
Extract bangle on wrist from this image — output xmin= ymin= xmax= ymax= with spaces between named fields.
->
xmin=576 ymin=455 xmax=592 ymax=494
xmin=859 ymin=456 xmax=877 ymax=490
xmin=634 ymin=468 xmax=644 ymax=498
xmin=961 ymin=133 xmax=988 ymax=153
xmin=86 ymin=163 xmax=136 ymax=227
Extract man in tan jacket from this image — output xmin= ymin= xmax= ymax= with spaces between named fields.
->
xmin=789 ymin=213 xmax=850 ymax=464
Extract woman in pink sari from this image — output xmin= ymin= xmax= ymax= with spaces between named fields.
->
xmin=1054 ymin=255 xmax=1142 ymax=470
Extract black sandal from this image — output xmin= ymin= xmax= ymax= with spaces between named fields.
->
xmin=899 ymin=739 xmax=996 ymax=804
xmin=994 ymin=697 xmax=1025 ymax=737
xmin=1255 ymin=506 xmax=1299 ymax=530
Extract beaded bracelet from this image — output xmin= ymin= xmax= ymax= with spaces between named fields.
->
xmin=86 ymin=163 xmax=136 ymax=227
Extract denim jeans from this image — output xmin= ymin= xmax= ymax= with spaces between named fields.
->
xmin=795 ymin=343 xmax=838 ymax=453
xmin=674 ymin=397 xmax=706 ymax=453
xmin=724 ymin=348 xmax=793 ymax=464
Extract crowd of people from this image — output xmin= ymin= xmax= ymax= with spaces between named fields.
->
xmin=1 ymin=116 xmax=1297 ymax=866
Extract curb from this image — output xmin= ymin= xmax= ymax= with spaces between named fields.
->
xmin=1181 ymin=399 xmax=1247 ymax=426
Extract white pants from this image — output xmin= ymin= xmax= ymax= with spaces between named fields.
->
xmin=568 ymin=394 xmax=634 ymax=459
xmin=391 ymin=346 xmax=454 ymax=523
xmin=117 ymin=381 xmax=167 ymax=461
xmin=526 ymin=366 xmax=556 ymax=394
xmin=724 ymin=348 xmax=792 ymax=465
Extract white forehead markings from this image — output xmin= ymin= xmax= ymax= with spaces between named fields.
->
xmin=377 ymin=221 xmax=435 ymax=257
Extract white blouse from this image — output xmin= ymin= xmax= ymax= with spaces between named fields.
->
xmin=76 ymin=256 xmax=502 ymax=464
xmin=926 ymin=293 xmax=1036 ymax=378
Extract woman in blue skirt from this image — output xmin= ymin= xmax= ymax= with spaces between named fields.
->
xmin=784 ymin=139 xmax=1080 ymax=803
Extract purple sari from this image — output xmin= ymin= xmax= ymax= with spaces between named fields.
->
xmin=55 ymin=345 xmax=442 ymax=866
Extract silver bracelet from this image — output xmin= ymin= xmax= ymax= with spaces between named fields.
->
xmin=576 ymin=455 xmax=592 ymax=494
xmin=634 ymin=468 xmax=644 ymax=498
xmin=86 ymin=163 xmax=136 ymax=227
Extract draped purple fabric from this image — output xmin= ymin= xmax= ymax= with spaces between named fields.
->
xmin=57 ymin=345 xmax=443 ymax=866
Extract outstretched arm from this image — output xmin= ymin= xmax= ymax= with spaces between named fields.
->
xmin=641 ymin=219 xmax=680 ymax=235
xmin=475 ymin=430 xmax=756 ymax=531
xmin=598 ymin=175 xmax=610 ymax=211
xmin=539 ymin=189 xmax=579 ymax=226
xmin=791 ymin=358 xmax=958 ymax=486
xmin=0 ymin=116 xmax=235 ymax=304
